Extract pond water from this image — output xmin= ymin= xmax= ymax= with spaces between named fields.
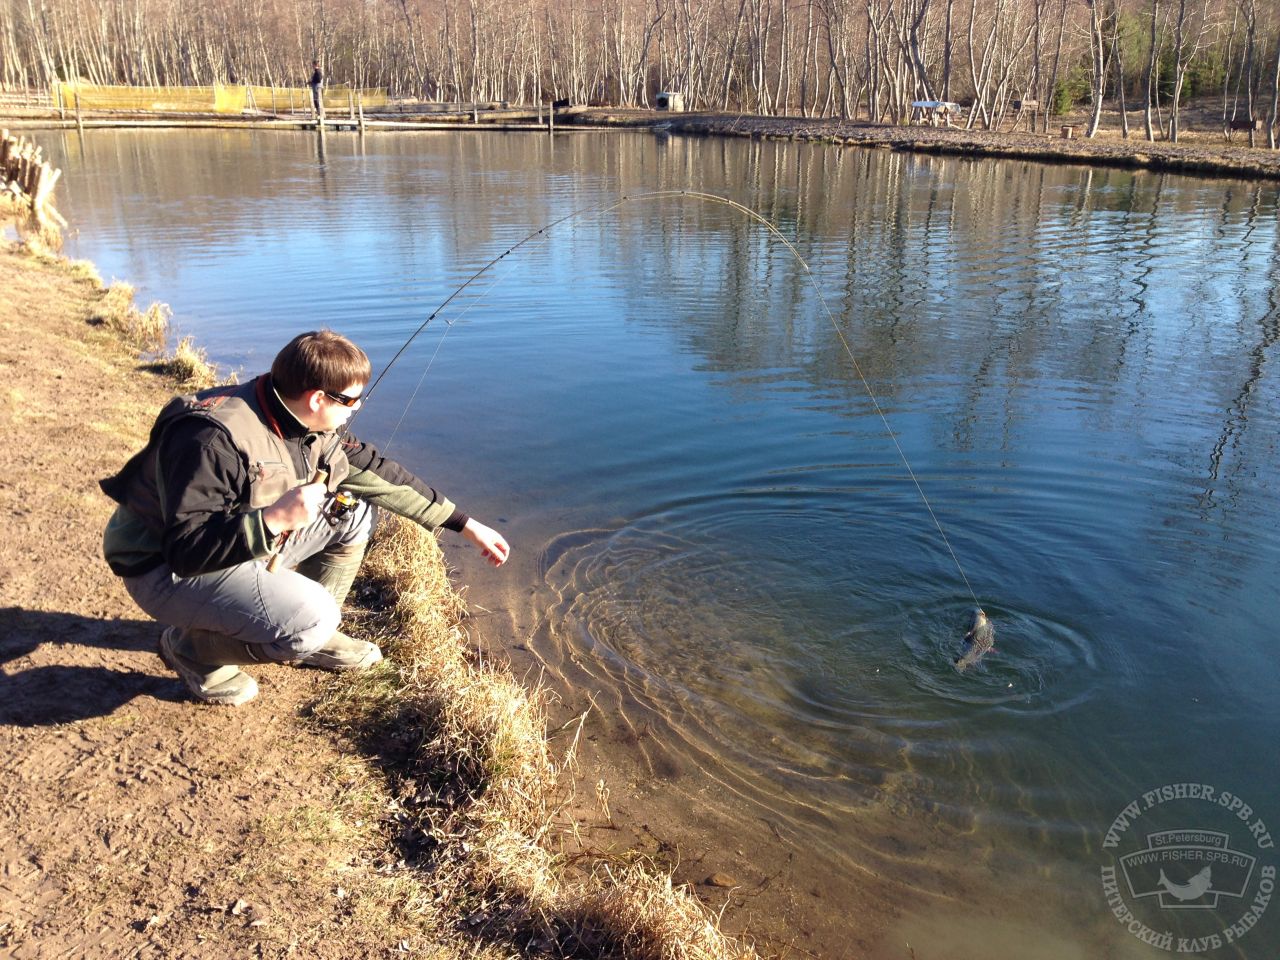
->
xmin=44 ymin=128 xmax=1280 ymax=957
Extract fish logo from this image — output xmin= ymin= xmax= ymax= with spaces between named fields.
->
xmin=1100 ymin=785 xmax=1275 ymax=953
xmin=1119 ymin=831 xmax=1255 ymax=910
xmin=1158 ymin=866 xmax=1213 ymax=903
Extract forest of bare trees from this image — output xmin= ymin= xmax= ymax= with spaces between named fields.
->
xmin=2 ymin=0 xmax=1279 ymax=143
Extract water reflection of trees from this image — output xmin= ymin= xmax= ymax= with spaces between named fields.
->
xmin=599 ymin=140 xmax=1280 ymax=556
xmin=1197 ymin=224 xmax=1280 ymax=521
xmin=618 ymin=143 xmax=1279 ymax=474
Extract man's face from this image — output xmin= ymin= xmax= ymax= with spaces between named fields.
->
xmin=306 ymin=380 xmax=364 ymax=433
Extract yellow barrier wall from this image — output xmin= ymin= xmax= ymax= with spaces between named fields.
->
xmin=212 ymin=85 xmax=248 ymax=113
xmin=54 ymin=83 xmax=389 ymax=114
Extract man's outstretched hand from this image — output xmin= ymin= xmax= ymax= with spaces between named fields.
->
xmin=462 ymin=518 xmax=510 ymax=567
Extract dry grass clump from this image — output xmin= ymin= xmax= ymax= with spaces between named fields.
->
xmin=65 ymin=258 xmax=102 ymax=286
xmin=563 ymin=862 xmax=746 ymax=960
xmin=6 ymin=229 xmax=102 ymax=285
xmin=326 ymin=516 xmax=757 ymax=960
xmin=86 ymin=280 xmax=227 ymax=389
xmin=1 ymin=191 xmax=34 ymax=230
xmin=147 ymin=334 xmax=221 ymax=389
xmin=96 ymin=281 xmax=170 ymax=352
xmin=10 ymin=227 xmax=62 ymax=261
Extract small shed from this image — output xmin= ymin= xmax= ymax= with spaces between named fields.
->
xmin=656 ymin=91 xmax=684 ymax=112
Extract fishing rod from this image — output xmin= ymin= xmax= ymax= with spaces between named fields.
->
xmin=284 ymin=190 xmax=982 ymax=607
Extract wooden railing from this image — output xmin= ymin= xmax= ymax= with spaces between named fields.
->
xmin=0 ymin=87 xmax=54 ymax=109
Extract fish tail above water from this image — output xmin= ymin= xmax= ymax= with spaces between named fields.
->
xmin=954 ymin=607 xmax=995 ymax=672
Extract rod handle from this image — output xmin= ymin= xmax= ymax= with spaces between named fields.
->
xmin=265 ymin=468 xmax=329 ymax=572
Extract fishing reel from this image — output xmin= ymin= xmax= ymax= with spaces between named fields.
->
xmin=322 ymin=490 xmax=359 ymax=527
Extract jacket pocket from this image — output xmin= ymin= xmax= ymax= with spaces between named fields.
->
xmin=248 ymin=459 xmax=294 ymax=509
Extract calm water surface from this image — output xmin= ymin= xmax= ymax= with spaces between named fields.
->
xmin=45 ymin=129 xmax=1280 ymax=957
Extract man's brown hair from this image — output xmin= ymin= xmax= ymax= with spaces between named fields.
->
xmin=271 ymin=330 xmax=371 ymax=398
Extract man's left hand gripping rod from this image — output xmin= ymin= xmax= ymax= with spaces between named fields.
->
xmin=265 ymin=468 xmax=328 ymax=573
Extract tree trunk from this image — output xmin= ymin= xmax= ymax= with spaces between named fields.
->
xmin=799 ymin=0 xmax=815 ymax=116
xmin=1044 ymin=0 xmax=1068 ymax=132
xmin=1085 ymin=0 xmax=1108 ymax=137
xmin=942 ymin=0 xmax=955 ymax=100
xmin=1144 ymin=0 xmax=1161 ymax=140
xmin=1269 ymin=12 xmax=1280 ymax=148
xmin=1113 ymin=0 xmax=1130 ymax=137
xmin=1238 ymin=0 xmax=1258 ymax=147
xmin=720 ymin=0 xmax=749 ymax=109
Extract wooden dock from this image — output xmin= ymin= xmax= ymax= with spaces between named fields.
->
xmin=0 ymin=103 xmax=602 ymax=135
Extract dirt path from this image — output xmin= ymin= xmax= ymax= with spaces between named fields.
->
xmin=0 ymin=243 xmax=444 ymax=958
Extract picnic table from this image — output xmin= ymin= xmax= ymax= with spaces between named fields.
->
xmin=910 ymin=100 xmax=962 ymax=127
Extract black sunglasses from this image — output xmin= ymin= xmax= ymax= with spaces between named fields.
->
xmin=324 ymin=390 xmax=362 ymax=407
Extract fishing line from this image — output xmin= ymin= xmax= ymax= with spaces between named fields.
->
xmin=382 ymin=320 xmax=451 ymax=455
xmin=338 ymin=189 xmax=981 ymax=605
xmin=380 ymin=231 xmax=554 ymax=454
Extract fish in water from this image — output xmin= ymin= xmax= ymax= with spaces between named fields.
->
xmin=954 ymin=608 xmax=995 ymax=672
xmin=1159 ymin=866 xmax=1213 ymax=902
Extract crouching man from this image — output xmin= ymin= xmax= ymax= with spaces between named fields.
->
xmin=100 ymin=329 xmax=509 ymax=706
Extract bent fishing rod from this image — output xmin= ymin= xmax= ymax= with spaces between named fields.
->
xmin=273 ymin=190 xmax=982 ymax=606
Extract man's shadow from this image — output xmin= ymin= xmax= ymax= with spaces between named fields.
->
xmin=0 ymin=607 xmax=183 ymax=726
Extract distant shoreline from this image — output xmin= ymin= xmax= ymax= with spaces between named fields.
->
xmin=574 ymin=108 xmax=1280 ymax=182
xmin=6 ymin=103 xmax=1278 ymax=182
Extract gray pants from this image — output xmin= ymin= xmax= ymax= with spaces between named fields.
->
xmin=123 ymin=502 xmax=374 ymax=663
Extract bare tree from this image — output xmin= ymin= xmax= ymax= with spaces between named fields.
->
xmin=1229 ymin=0 xmax=1257 ymax=144
xmin=3 ymin=0 xmax=1267 ymax=153
xmin=1167 ymin=0 xmax=1217 ymax=141
xmin=1269 ymin=5 xmax=1280 ymax=147
xmin=1083 ymin=0 xmax=1111 ymax=136
xmin=1111 ymin=0 xmax=1130 ymax=137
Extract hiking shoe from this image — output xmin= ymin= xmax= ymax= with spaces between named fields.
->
xmin=159 ymin=626 xmax=259 ymax=706
xmin=297 ymin=631 xmax=383 ymax=672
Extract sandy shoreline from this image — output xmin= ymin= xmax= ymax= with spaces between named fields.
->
xmin=0 ymin=240 xmax=400 ymax=956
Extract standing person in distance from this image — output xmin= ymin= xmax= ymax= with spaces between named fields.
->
xmin=309 ymin=60 xmax=323 ymax=116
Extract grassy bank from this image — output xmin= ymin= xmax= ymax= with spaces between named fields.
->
xmin=0 ymin=224 xmax=755 ymax=958
xmin=331 ymin=517 xmax=754 ymax=958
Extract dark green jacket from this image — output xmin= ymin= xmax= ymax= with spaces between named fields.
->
xmin=101 ymin=375 xmax=465 ymax=577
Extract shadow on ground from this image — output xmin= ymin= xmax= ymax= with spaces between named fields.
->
xmin=0 ymin=607 xmax=181 ymax=725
